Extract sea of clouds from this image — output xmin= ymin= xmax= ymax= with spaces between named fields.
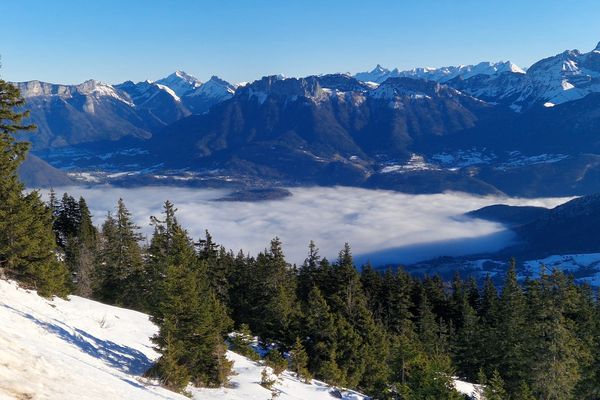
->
xmin=46 ymin=186 xmax=571 ymax=266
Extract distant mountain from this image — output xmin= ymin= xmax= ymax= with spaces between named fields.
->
xmin=179 ymin=75 xmax=237 ymax=113
xmin=137 ymin=74 xmax=497 ymax=193
xmin=155 ymin=70 xmax=202 ymax=97
xmin=355 ymin=42 xmax=600 ymax=111
xmin=14 ymin=40 xmax=600 ymax=197
xmin=15 ymin=80 xmax=153 ymax=150
xmin=466 ymin=204 xmax=550 ymax=228
xmin=114 ymin=80 xmax=190 ymax=125
xmin=17 ymin=154 xmax=74 ymax=187
xmin=354 ymin=61 xmax=524 ymax=84
xmin=513 ymin=194 xmax=600 ymax=256
xmin=14 ymin=72 xmax=236 ymax=150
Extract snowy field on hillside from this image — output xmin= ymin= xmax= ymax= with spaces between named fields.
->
xmin=523 ymin=253 xmax=600 ymax=286
xmin=0 ymin=279 xmax=480 ymax=399
xmin=0 ymin=279 xmax=369 ymax=400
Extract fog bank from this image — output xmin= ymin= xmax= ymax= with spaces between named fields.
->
xmin=46 ymin=186 xmax=570 ymax=265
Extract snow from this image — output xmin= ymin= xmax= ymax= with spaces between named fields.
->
xmin=354 ymin=61 xmax=525 ymax=84
xmin=15 ymin=80 xmax=135 ymax=107
xmin=156 ymin=70 xmax=203 ymax=97
xmin=0 ymin=279 xmax=367 ymax=400
xmin=380 ymin=154 xmax=439 ymax=173
xmin=454 ymin=379 xmax=482 ymax=400
xmin=522 ymin=253 xmax=600 ymax=286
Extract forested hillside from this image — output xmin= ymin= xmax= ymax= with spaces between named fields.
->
xmin=3 ymin=78 xmax=600 ymax=400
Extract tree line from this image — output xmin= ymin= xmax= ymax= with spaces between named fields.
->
xmin=2 ymin=79 xmax=600 ymax=399
xmin=46 ymin=193 xmax=600 ymax=400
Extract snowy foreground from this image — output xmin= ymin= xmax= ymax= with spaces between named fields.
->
xmin=0 ymin=280 xmax=477 ymax=399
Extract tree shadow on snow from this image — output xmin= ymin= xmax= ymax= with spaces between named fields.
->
xmin=1 ymin=304 xmax=153 ymax=376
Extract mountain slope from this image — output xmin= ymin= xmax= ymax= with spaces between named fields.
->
xmin=355 ymin=42 xmax=600 ymax=111
xmin=15 ymin=80 xmax=154 ymax=150
xmin=13 ymin=72 xmax=237 ymax=151
xmin=144 ymin=74 xmax=495 ymax=189
xmin=0 ymin=279 xmax=367 ymax=400
xmin=17 ymin=154 xmax=74 ymax=188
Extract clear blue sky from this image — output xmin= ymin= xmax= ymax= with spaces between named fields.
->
xmin=2 ymin=0 xmax=600 ymax=85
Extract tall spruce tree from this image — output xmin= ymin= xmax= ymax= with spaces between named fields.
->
xmin=0 ymin=79 xmax=69 ymax=297
xmin=148 ymin=215 xmax=232 ymax=390
xmin=95 ymin=199 xmax=144 ymax=307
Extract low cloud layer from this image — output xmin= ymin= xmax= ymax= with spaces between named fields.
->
xmin=46 ymin=186 xmax=570 ymax=266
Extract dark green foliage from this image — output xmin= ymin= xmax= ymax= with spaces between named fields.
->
xmin=233 ymin=238 xmax=298 ymax=346
xmin=51 ymin=193 xmax=99 ymax=296
xmin=265 ymin=349 xmax=287 ymax=376
xmin=260 ymin=367 xmax=277 ymax=390
xmin=149 ymin=213 xmax=232 ymax=391
xmin=0 ymin=80 xmax=69 ymax=297
xmin=230 ymin=323 xmax=260 ymax=361
xmin=483 ymin=369 xmax=508 ymax=400
xmin=15 ymin=172 xmax=599 ymax=399
xmin=94 ymin=199 xmax=145 ymax=308
xmin=289 ymin=337 xmax=311 ymax=383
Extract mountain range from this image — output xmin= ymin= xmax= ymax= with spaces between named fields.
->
xmin=14 ymin=41 xmax=600 ymax=196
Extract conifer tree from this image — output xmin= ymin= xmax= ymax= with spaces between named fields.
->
xmin=143 ymin=201 xmax=179 ymax=312
xmin=0 ymin=79 xmax=69 ymax=297
xmin=303 ymin=286 xmax=337 ymax=375
xmin=95 ymin=199 xmax=144 ymax=307
xmin=527 ymin=270 xmax=583 ymax=400
xmin=482 ymin=369 xmax=508 ymax=400
xmin=496 ymin=260 xmax=528 ymax=387
xmin=199 ymin=230 xmax=231 ymax=307
xmin=246 ymin=238 xmax=297 ymax=345
xmin=289 ymin=337 xmax=311 ymax=383
xmin=149 ymin=217 xmax=232 ymax=390
xmin=297 ymin=241 xmax=321 ymax=302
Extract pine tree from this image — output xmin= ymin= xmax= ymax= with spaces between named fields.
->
xmin=453 ymin=298 xmax=480 ymax=380
xmin=149 ymin=220 xmax=232 ymax=390
xmin=496 ymin=260 xmax=528 ymax=387
xmin=230 ymin=323 xmax=259 ymax=360
xmin=246 ymin=238 xmax=298 ymax=345
xmin=483 ymin=369 xmax=508 ymax=400
xmin=289 ymin=337 xmax=311 ymax=383
xmin=527 ymin=270 xmax=583 ymax=400
xmin=95 ymin=199 xmax=144 ymax=307
xmin=199 ymin=230 xmax=232 ymax=308
xmin=297 ymin=241 xmax=321 ymax=302
xmin=303 ymin=286 xmax=337 ymax=375
xmin=73 ymin=197 xmax=98 ymax=296
xmin=143 ymin=201 xmax=180 ymax=312
xmin=0 ymin=80 xmax=69 ymax=297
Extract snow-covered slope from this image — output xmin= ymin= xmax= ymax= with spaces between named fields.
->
xmin=156 ymin=70 xmax=203 ymax=97
xmin=0 ymin=279 xmax=367 ymax=400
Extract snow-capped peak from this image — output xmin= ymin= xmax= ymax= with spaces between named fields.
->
xmin=354 ymin=64 xmax=393 ymax=83
xmin=189 ymin=75 xmax=237 ymax=99
xmin=156 ymin=70 xmax=202 ymax=97
xmin=371 ymin=64 xmax=389 ymax=74
xmin=354 ymin=61 xmax=525 ymax=84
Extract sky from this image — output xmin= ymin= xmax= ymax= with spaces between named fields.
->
xmin=1 ymin=0 xmax=600 ymax=85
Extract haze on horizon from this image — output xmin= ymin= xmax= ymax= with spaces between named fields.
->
xmin=1 ymin=0 xmax=600 ymax=85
